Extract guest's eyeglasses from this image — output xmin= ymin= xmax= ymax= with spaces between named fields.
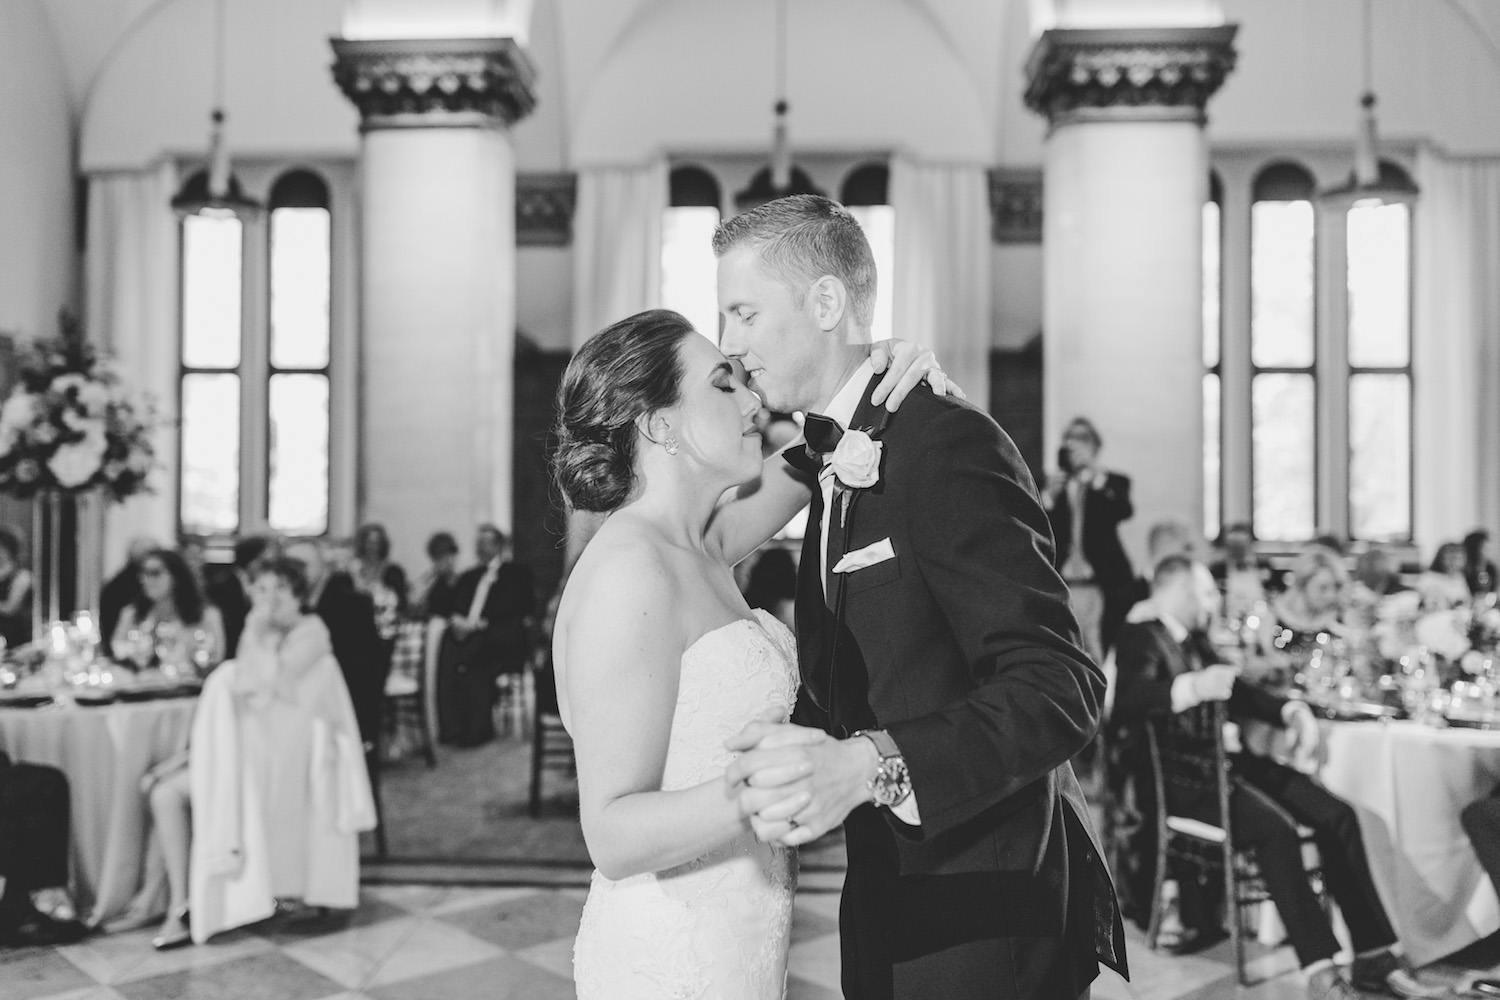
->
xmin=140 ymin=566 xmax=168 ymax=579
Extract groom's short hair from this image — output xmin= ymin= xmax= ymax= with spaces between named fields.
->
xmin=711 ymin=194 xmax=877 ymax=329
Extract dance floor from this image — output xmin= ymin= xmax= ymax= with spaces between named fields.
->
xmin=7 ymin=875 xmax=1500 ymax=1000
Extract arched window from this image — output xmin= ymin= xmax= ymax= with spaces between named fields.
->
xmin=1203 ymin=170 xmax=1223 ymax=542
xmin=841 ymin=163 xmax=894 ymax=343
xmin=178 ymin=164 xmax=345 ymax=540
xmin=267 ymin=169 xmax=332 ymax=535
xmin=1346 ymin=160 xmax=1414 ymax=541
xmin=1250 ymin=160 xmax=1317 ymax=541
xmin=662 ymin=165 xmax=722 ymax=342
xmin=179 ymin=169 xmax=244 ymax=535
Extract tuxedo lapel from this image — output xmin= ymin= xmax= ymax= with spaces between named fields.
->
xmin=795 ymin=483 xmax=831 ymax=712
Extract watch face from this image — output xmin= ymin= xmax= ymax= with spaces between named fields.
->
xmin=873 ymin=757 xmax=911 ymax=807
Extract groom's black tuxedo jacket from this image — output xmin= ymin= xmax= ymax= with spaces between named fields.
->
xmin=789 ymin=378 xmax=1126 ymax=1000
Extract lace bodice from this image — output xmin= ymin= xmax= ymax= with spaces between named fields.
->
xmin=574 ymin=609 xmax=801 ymax=1000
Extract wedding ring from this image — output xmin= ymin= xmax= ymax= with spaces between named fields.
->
xmin=787 ymin=818 xmax=800 ymax=829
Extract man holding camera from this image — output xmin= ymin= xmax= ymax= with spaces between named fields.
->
xmin=1044 ymin=416 xmax=1135 ymax=661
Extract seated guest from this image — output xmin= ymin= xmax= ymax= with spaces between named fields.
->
xmin=349 ymin=522 xmax=409 ymax=648
xmin=284 ymin=539 xmax=386 ymax=750
xmin=1461 ymin=793 xmax=1500 ymax=994
xmin=431 ymin=524 xmax=536 ymax=747
xmin=0 ymin=529 xmax=32 ymax=651
xmin=112 ymin=549 xmax=226 ymax=674
xmin=1418 ymin=541 xmax=1472 ymax=610
xmin=204 ymin=535 xmax=273 ymax=659
xmin=142 ymin=557 xmax=374 ymax=948
xmin=411 ymin=531 xmax=459 ymax=618
xmin=1353 ymin=546 xmax=1408 ymax=599
xmin=1263 ymin=546 xmax=1350 ymax=656
xmin=1210 ymin=522 xmax=1278 ymax=620
xmin=1464 ymin=529 xmax=1498 ymax=600
xmin=1114 ymin=556 xmax=1438 ymax=1000
xmin=0 ymin=753 xmax=88 ymax=947
xmin=100 ymin=537 xmax=156 ymax=658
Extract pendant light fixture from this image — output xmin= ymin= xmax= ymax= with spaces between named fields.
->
xmin=1319 ymin=0 xmax=1418 ymax=207
xmin=171 ymin=0 xmax=262 ymax=218
xmin=736 ymin=0 xmax=823 ymax=211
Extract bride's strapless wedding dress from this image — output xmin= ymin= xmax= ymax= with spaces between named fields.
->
xmin=573 ymin=608 xmax=801 ymax=1000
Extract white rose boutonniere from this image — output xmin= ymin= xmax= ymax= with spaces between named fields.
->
xmin=828 ymin=428 xmax=882 ymax=489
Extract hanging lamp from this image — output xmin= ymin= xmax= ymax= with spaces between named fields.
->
xmin=735 ymin=0 xmax=823 ymax=211
xmin=1319 ymin=0 xmax=1418 ymax=207
xmin=171 ymin=0 xmax=262 ymax=218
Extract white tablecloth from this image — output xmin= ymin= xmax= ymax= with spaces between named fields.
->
xmin=0 ymin=697 xmax=196 ymax=926
xmin=1320 ymin=719 xmax=1500 ymax=966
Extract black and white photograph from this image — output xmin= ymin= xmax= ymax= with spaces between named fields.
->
xmin=2 ymin=0 xmax=1500 ymax=997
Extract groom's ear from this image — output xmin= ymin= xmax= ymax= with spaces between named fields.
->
xmin=807 ymin=274 xmax=847 ymax=333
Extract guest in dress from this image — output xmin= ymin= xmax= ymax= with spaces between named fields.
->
xmin=1464 ymin=529 xmax=1498 ymax=600
xmin=0 ymin=753 xmax=88 ymax=947
xmin=411 ymin=531 xmax=459 ymax=618
xmin=1042 ymin=416 xmax=1135 ymax=660
xmin=140 ymin=557 xmax=373 ymax=949
xmin=283 ymin=539 xmax=386 ymax=752
xmin=431 ymin=524 xmax=536 ymax=746
xmin=0 ymin=529 xmax=33 ymax=652
xmin=1263 ymin=546 xmax=1350 ymax=656
xmin=1418 ymin=541 xmax=1472 ymax=610
xmin=112 ymin=549 xmax=226 ymax=675
xmin=349 ymin=523 xmax=409 ymax=648
xmin=99 ymin=537 xmax=156 ymax=659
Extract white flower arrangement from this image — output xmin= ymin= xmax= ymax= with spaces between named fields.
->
xmin=0 ymin=313 xmax=157 ymax=501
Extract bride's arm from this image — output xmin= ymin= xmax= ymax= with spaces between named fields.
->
xmin=560 ymin=549 xmax=800 ymax=879
xmin=709 ymin=341 xmax=960 ymax=566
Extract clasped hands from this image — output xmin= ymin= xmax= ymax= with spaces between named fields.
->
xmin=723 ymin=709 xmax=877 ymax=848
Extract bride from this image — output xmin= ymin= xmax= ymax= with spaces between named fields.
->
xmin=552 ymin=309 xmax=948 ymax=999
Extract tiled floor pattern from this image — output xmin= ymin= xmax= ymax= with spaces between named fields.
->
xmin=5 ymin=881 xmax=1497 ymax=1000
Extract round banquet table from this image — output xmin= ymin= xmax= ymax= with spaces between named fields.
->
xmin=1318 ymin=719 xmax=1500 ymax=966
xmin=0 ymin=695 xmax=196 ymax=926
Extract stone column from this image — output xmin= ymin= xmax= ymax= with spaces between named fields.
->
xmin=1025 ymin=26 xmax=1235 ymax=563
xmin=331 ymin=37 xmax=535 ymax=566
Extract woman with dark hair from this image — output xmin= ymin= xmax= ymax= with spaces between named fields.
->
xmin=350 ymin=522 xmax=409 ymax=641
xmin=1464 ymin=529 xmax=1498 ymax=598
xmin=0 ymin=528 xmax=33 ymax=650
xmin=112 ymin=548 xmax=225 ymax=673
xmin=553 ymin=308 xmax=948 ymax=998
xmin=743 ymin=546 xmax=797 ymax=628
xmin=1420 ymin=541 xmax=1472 ymax=610
xmin=412 ymin=530 xmax=459 ymax=617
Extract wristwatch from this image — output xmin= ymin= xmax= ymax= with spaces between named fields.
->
xmin=853 ymin=729 xmax=912 ymax=809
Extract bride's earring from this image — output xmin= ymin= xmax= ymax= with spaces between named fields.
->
xmin=664 ymin=436 xmax=680 ymax=456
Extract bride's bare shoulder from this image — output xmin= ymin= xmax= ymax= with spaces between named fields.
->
xmin=556 ymin=520 xmax=679 ymax=643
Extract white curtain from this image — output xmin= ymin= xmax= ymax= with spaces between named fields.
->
xmin=890 ymin=157 xmax=993 ymax=408
xmin=1414 ymin=150 xmax=1500 ymax=554
xmin=570 ymin=160 xmax=668 ymax=350
xmin=85 ymin=162 xmax=180 ymax=574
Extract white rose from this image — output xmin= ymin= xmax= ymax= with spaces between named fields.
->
xmin=0 ymin=392 xmax=36 ymax=435
xmin=828 ymin=429 xmax=883 ymax=489
xmin=77 ymin=381 xmax=110 ymax=415
xmin=47 ymin=434 xmax=107 ymax=488
xmin=1415 ymin=609 xmax=1471 ymax=661
xmin=1462 ymin=650 xmax=1488 ymax=676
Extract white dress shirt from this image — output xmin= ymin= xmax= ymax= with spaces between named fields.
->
xmin=811 ymin=359 xmax=919 ymax=825
xmin=465 ymin=559 xmax=501 ymax=625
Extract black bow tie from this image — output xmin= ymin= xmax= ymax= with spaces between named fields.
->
xmin=803 ymin=412 xmax=845 ymax=460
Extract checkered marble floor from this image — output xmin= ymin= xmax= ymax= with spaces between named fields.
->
xmin=3 ymin=880 xmax=1493 ymax=1000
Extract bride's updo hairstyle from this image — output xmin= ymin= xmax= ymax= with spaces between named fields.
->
xmin=553 ymin=309 xmax=696 ymax=513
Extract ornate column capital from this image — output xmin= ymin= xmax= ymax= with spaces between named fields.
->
xmin=1024 ymin=25 xmax=1237 ymax=129
xmin=330 ymin=36 xmax=537 ymax=130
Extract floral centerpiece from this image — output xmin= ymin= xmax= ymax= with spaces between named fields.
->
xmin=0 ymin=313 xmax=156 ymax=501
xmin=1410 ymin=601 xmax=1500 ymax=686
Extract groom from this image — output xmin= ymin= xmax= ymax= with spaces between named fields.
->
xmin=717 ymin=195 xmax=1126 ymax=999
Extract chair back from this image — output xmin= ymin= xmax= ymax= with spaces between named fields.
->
xmin=1146 ymin=700 xmax=1234 ymax=855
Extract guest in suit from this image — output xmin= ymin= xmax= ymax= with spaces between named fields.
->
xmin=204 ymin=535 xmax=273 ymax=659
xmin=431 ymin=524 xmax=536 ymax=747
xmin=1043 ymin=416 xmax=1136 ymax=660
xmin=283 ymin=539 xmax=386 ymax=749
xmin=716 ymin=195 xmax=1122 ymax=999
xmin=100 ymin=537 xmax=156 ymax=659
xmin=0 ymin=529 xmax=33 ymax=652
xmin=1113 ymin=556 xmax=1437 ymax=1000
xmin=0 ymin=753 xmax=87 ymax=947
xmin=1461 ymin=794 xmax=1500 ymax=994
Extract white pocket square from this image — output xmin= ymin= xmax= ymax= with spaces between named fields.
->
xmin=833 ymin=537 xmax=895 ymax=574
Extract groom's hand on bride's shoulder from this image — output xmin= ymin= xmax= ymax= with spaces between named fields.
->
xmin=869 ymin=340 xmax=967 ymax=410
